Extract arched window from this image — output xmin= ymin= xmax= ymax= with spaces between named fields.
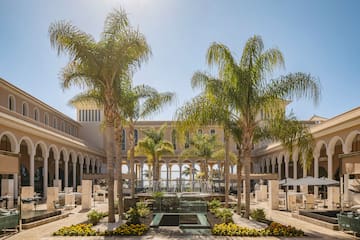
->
xmin=44 ymin=113 xmax=49 ymax=125
xmin=352 ymin=134 xmax=360 ymax=152
xmin=172 ymin=129 xmax=177 ymax=150
xmin=134 ymin=129 xmax=138 ymax=146
xmin=0 ymin=135 xmax=12 ymax=152
xmin=198 ymin=129 xmax=203 ymax=135
xmin=22 ymin=102 xmax=28 ymax=116
xmin=53 ymin=117 xmax=57 ymax=129
xmin=210 ymin=129 xmax=216 ymax=135
xmin=8 ymin=95 xmax=15 ymax=111
xmin=33 ymin=108 xmax=39 ymax=121
xmin=122 ymin=129 xmax=126 ymax=150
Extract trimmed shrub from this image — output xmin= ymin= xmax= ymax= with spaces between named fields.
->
xmin=214 ymin=208 xmax=233 ymax=223
xmin=250 ymin=208 xmax=266 ymax=221
xmin=126 ymin=202 xmax=151 ymax=224
xmin=87 ymin=210 xmax=105 ymax=225
xmin=208 ymin=199 xmax=221 ymax=212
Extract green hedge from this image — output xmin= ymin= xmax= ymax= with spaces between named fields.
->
xmin=53 ymin=223 xmax=149 ymax=236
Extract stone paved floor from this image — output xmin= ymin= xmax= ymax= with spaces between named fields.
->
xmin=5 ymin=199 xmax=360 ymax=240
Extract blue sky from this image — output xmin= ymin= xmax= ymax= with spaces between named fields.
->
xmin=0 ymin=0 xmax=359 ymax=121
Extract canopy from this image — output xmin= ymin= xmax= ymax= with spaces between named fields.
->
xmin=282 ymin=176 xmax=339 ymax=186
xmin=279 ymin=178 xmax=296 ymax=186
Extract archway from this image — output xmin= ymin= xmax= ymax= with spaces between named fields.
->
xmin=47 ymin=147 xmax=57 ymax=187
xmin=34 ymin=144 xmax=44 ymax=195
xmin=59 ymin=151 xmax=65 ymax=190
xmin=19 ymin=140 xmax=31 ymax=186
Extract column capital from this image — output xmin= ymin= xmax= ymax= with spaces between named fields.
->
xmin=79 ymin=156 xmax=84 ymax=165
xmin=326 ymin=148 xmax=334 ymax=157
xmin=313 ymin=152 xmax=320 ymax=160
xmin=292 ymin=153 xmax=298 ymax=163
xmin=63 ymin=154 xmax=69 ymax=163
xmin=285 ymin=153 xmax=290 ymax=163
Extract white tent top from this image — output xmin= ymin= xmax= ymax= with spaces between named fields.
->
xmin=282 ymin=176 xmax=339 ymax=186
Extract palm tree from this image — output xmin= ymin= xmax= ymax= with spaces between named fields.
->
xmin=182 ymin=166 xmax=198 ymax=178
xmin=134 ymin=125 xmax=174 ymax=191
xmin=180 ymin=134 xmax=221 ymax=181
xmin=265 ymin=112 xmax=315 ymax=168
xmin=49 ymin=8 xmax=151 ymax=222
xmin=121 ymin=84 xmax=174 ymax=198
xmin=180 ymin=35 xmax=320 ymax=218
xmin=176 ymin=78 xmax=240 ymax=207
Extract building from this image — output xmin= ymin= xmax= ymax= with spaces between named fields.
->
xmin=0 ymin=78 xmax=105 ymax=197
xmin=0 ymin=77 xmax=359 ymax=204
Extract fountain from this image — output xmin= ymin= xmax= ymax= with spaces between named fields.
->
xmin=150 ymin=192 xmax=210 ymax=230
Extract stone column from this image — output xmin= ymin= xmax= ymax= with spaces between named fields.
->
xmin=191 ymin=161 xmax=195 ymax=191
xmin=91 ymin=159 xmax=96 ymax=174
xmin=13 ymin=173 xmax=18 ymax=200
xmin=268 ymin=180 xmax=279 ymax=210
xmin=43 ymin=152 xmax=49 ymax=197
xmin=314 ymin=153 xmax=319 ymax=197
xmin=86 ymin=159 xmax=90 ymax=174
xmin=30 ymin=151 xmax=35 ymax=187
xmin=285 ymin=155 xmax=289 ymax=179
xmin=140 ymin=160 xmax=144 ymax=188
xmin=293 ymin=158 xmax=298 ymax=180
xmin=301 ymin=156 xmax=308 ymax=193
xmin=166 ymin=161 xmax=169 ymax=191
xmin=81 ymin=180 xmax=92 ymax=210
xmin=209 ymin=164 xmax=213 ymax=178
xmin=79 ymin=157 xmax=84 ymax=183
xmin=46 ymin=187 xmax=59 ymax=211
xmin=327 ymin=149 xmax=334 ymax=179
xmin=271 ymin=158 xmax=276 ymax=174
xmin=169 ymin=164 xmax=172 ymax=182
xmin=277 ymin=158 xmax=282 ymax=179
xmin=72 ymin=158 xmax=77 ymax=190
xmin=179 ymin=163 xmax=183 ymax=192
xmin=64 ymin=155 xmax=69 ymax=188
xmin=344 ymin=174 xmax=350 ymax=203
xmin=55 ymin=155 xmax=59 ymax=180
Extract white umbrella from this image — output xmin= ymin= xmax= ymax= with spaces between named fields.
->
xmin=279 ymin=178 xmax=296 ymax=186
xmin=282 ymin=176 xmax=339 ymax=186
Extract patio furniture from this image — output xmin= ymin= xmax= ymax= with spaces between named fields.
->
xmin=0 ymin=209 xmax=19 ymax=232
xmin=337 ymin=212 xmax=360 ymax=233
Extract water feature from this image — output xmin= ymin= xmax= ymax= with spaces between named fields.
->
xmin=299 ymin=210 xmax=339 ymax=224
xmin=150 ymin=192 xmax=210 ymax=229
xmin=21 ymin=210 xmax=61 ymax=224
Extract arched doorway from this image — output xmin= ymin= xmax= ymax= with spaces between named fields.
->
xmin=34 ymin=145 xmax=44 ymax=195
xmin=59 ymin=151 xmax=65 ymax=190
xmin=19 ymin=140 xmax=30 ymax=186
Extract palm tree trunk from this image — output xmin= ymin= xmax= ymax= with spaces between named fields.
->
xmin=114 ymin=121 xmax=123 ymax=222
xmin=236 ymin=146 xmax=242 ymax=215
xmin=242 ymin=129 xmax=252 ymax=219
xmin=153 ymin=157 xmax=159 ymax=192
xmin=224 ymin=130 xmax=230 ymax=208
xmin=205 ymin=158 xmax=208 ymax=182
xmin=129 ymin=121 xmax=135 ymax=198
xmin=105 ymin=121 xmax=115 ymax=223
